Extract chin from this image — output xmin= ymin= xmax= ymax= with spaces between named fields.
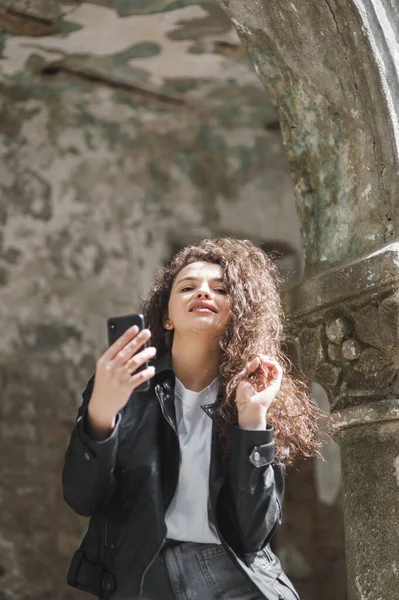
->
xmin=183 ymin=321 xmax=221 ymax=335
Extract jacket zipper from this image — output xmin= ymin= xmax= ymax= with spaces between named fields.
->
xmin=209 ymin=458 xmax=253 ymax=576
xmin=138 ymin=385 xmax=179 ymax=594
xmin=155 ymin=384 xmax=178 ymax=435
xmin=104 ymin=517 xmax=108 ymax=548
xmin=209 ymin=469 xmax=225 ymax=546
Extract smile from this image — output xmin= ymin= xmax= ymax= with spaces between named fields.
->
xmin=189 ymin=304 xmax=217 ymax=313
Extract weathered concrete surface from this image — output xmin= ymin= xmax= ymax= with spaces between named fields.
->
xmin=0 ymin=3 xmax=317 ymax=600
xmin=339 ymin=422 xmax=399 ymax=600
xmin=220 ymin=0 xmax=399 ymax=274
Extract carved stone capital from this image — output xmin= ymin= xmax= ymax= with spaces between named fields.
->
xmin=283 ymin=243 xmax=399 ymax=420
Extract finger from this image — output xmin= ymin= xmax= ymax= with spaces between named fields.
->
xmin=113 ymin=329 xmax=152 ymax=366
xmin=129 ymin=365 xmax=156 ymax=390
xmin=258 ymin=354 xmax=278 ymax=366
xmin=246 ymin=357 xmax=260 ymax=375
xmin=124 ymin=346 xmax=157 ymax=374
xmin=258 ymin=354 xmax=280 ymax=367
xmin=258 ymin=356 xmax=282 ymax=380
xmin=103 ymin=325 xmax=141 ymax=361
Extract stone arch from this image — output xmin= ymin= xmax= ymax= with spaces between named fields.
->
xmin=220 ymin=0 xmax=399 ymax=273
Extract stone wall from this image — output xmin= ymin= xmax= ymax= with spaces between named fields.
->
xmin=0 ymin=2 xmax=344 ymax=599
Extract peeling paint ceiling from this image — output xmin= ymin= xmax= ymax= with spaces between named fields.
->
xmin=0 ymin=1 xmax=273 ymax=110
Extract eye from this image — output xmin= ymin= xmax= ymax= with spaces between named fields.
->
xmin=181 ymin=286 xmax=194 ymax=292
xmin=215 ymin=288 xmax=227 ymax=295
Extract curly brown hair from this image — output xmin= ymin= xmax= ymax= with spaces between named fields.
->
xmin=140 ymin=237 xmax=322 ymax=464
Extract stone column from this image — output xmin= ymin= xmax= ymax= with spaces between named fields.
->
xmin=283 ymin=243 xmax=399 ymax=599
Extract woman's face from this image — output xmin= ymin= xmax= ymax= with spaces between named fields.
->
xmin=167 ymin=261 xmax=231 ymax=338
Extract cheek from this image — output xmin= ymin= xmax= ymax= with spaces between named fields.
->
xmin=167 ymin=296 xmax=176 ymax=319
xmin=168 ymin=294 xmax=185 ymax=320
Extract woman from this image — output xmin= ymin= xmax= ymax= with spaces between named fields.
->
xmin=62 ymin=238 xmax=320 ymax=600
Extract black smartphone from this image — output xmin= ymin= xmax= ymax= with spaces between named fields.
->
xmin=107 ymin=313 xmax=150 ymax=392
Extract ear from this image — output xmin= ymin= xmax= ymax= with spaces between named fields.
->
xmin=164 ymin=317 xmax=174 ymax=331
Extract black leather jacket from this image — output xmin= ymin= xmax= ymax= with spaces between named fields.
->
xmin=62 ymin=353 xmax=299 ymax=600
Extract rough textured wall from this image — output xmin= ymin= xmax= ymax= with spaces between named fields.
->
xmin=0 ymin=3 xmax=303 ymax=599
xmin=0 ymin=2 xmax=344 ymax=600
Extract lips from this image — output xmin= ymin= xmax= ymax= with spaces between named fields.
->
xmin=189 ymin=302 xmax=217 ymax=313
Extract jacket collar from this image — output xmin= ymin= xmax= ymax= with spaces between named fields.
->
xmin=151 ymin=350 xmax=174 ymax=380
xmin=201 ymin=402 xmax=226 ymax=422
xmin=151 ymin=351 xmax=223 ymax=422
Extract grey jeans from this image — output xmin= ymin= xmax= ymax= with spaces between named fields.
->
xmin=142 ymin=542 xmax=267 ymax=600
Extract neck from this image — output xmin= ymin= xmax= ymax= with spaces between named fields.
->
xmin=171 ymin=333 xmax=221 ymax=392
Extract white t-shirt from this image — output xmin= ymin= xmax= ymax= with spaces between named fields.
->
xmin=164 ymin=376 xmax=221 ymax=544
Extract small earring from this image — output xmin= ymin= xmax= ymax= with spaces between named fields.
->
xmin=165 ymin=321 xmax=171 ymax=329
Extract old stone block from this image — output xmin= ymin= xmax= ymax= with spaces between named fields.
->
xmin=341 ymin=339 xmax=361 ymax=361
xmin=296 ymin=325 xmax=325 ymax=377
xmin=325 ymin=317 xmax=351 ymax=344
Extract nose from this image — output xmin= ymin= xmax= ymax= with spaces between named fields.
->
xmin=196 ymin=285 xmax=212 ymax=299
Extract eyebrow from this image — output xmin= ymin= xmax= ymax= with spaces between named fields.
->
xmin=175 ymin=276 xmax=225 ymax=285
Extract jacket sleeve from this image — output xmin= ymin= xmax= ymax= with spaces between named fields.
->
xmin=62 ymin=376 xmax=121 ymax=517
xmin=218 ymin=425 xmax=285 ymax=553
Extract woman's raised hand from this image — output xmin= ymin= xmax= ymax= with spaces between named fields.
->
xmin=236 ymin=355 xmax=283 ymax=431
xmin=87 ymin=326 xmax=156 ymax=440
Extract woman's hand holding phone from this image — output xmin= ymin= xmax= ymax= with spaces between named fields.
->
xmin=87 ymin=326 xmax=156 ymax=441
